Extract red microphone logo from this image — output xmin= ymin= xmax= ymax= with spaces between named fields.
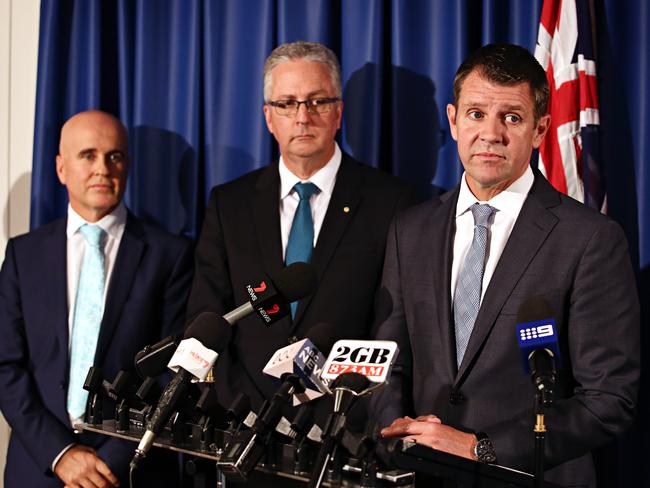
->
xmin=265 ymin=304 xmax=280 ymax=315
xmin=253 ymin=281 xmax=267 ymax=293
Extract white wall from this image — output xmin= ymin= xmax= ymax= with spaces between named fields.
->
xmin=0 ymin=0 xmax=40 ymax=484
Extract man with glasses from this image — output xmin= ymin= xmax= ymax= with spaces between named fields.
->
xmin=186 ymin=41 xmax=416 ymax=427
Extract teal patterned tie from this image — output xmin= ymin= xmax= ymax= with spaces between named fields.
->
xmin=285 ymin=182 xmax=319 ymax=318
xmin=67 ymin=224 xmax=106 ymax=420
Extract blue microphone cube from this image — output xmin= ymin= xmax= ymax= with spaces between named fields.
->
xmin=516 ymin=318 xmax=561 ymax=375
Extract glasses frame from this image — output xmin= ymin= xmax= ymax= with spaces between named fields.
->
xmin=267 ymin=97 xmax=340 ymax=116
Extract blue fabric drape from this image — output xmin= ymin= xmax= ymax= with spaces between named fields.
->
xmin=31 ymin=1 xmax=650 ymax=485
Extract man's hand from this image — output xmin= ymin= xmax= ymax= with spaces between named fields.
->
xmin=380 ymin=415 xmax=478 ymax=461
xmin=54 ymin=445 xmax=120 ymax=488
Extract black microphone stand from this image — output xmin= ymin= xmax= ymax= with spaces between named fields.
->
xmin=529 ymin=349 xmax=556 ymax=488
xmin=533 ymin=397 xmax=547 ymax=488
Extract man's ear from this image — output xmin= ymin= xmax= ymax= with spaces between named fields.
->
xmin=55 ymin=154 xmax=66 ymax=185
xmin=335 ymin=100 xmax=343 ymax=130
xmin=263 ymin=104 xmax=274 ymax=135
xmin=532 ymin=113 xmax=551 ymax=149
xmin=447 ymin=103 xmax=459 ymax=141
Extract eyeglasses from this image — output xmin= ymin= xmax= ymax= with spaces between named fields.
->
xmin=267 ymin=97 xmax=340 ymax=116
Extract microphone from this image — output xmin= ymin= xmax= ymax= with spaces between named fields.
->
xmin=516 ymin=297 xmax=560 ymax=406
xmin=134 ymin=335 xmax=180 ymax=379
xmin=308 ymin=373 xmax=371 ymax=488
xmin=262 ymin=323 xmax=333 ymax=405
xmin=320 ymin=339 xmax=399 ymax=386
xmin=309 ymin=339 xmax=399 ymax=488
xmin=216 ymin=325 xmax=334 ymax=480
xmin=223 ymin=262 xmax=317 ymax=325
xmin=82 ymin=367 xmax=107 ymax=425
xmin=109 ymin=370 xmax=147 ymax=432
xmin=131 ymin=312 xmax=232 ymax=469
xmin=132 ymin=261 xmax=315 ymax=379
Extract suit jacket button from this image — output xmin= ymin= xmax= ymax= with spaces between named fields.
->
xmin=60 ymin=381 xmax=66 ymax=390
xmin=449 ymin=389 xmax=464 ymax=405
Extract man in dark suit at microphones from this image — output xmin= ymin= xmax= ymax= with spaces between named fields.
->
xmin=371 ymin=44 xmax=640 ymax=488
xmin=0 ymin=110 xmax=193 ymax=487
xmin=186 ymin=41 xmax=418 ymax=428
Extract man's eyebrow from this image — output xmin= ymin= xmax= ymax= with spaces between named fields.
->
xmin=460 ymin=100 xmax=527 ymax=112
xmin=274 ymin=89 xmax=329 ymax=100
xmin=76 ymin=148 xmax=97 ymax=157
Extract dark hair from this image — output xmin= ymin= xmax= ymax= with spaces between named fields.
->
xmin=453 ymin=44 xmax=549 ymax=122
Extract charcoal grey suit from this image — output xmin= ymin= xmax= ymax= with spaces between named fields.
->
xmin=371 ymin=169 xmax=639 ymax=487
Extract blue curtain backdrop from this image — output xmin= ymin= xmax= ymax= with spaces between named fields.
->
xmin=30 ymin=0 xmax=649 ymax=485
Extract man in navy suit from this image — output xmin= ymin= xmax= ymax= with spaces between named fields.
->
xmin=187 ymin=41 xmax=417 ymax=427
xmin=372 ymin=44 xmax=639 ymax=487
xmin=0 ymin=110 xmax=193 ymax=487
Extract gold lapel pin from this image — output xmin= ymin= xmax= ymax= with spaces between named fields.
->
xmin=343 ymin=206 xmax=350 ymax=213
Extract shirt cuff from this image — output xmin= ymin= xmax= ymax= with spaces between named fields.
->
xmin=51 ymin=443 xmax=76 ymax=472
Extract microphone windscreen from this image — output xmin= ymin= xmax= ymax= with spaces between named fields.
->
xmin=331 ymin=372 xmax=371 ymax=393
xmin=271 ymin=262 xmax=318 ymax=302
xmin=516 ymin=296 xmax=554 ymax=324
xmin=305 ymin=322 xmax=336 ymax=355
xmin=184 ymin=312 xmax=233 ymax=352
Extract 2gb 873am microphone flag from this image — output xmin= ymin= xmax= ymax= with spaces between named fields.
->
xmin=535 ymin=0 xmax=606 ymax=213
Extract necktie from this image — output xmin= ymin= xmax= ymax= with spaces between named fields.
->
xmin=285 ymin=182 xmax=319 ymax=317
xmin=67 ymin=224 xmax=107 ymax=420
xmin=453 ymin=203 xmax=497 ymax=367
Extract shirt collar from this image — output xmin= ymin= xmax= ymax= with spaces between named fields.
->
xmin=66 ymin=202 xmax=128 ymax=240
xmin=455 ymin=165 xmax=534 ymax=218
xmin=279 ymin=143 xmax=342 ymax=199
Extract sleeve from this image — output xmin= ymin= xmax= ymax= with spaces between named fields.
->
xmin=185 ymin=187 xmax=235 ymax=322
xmin=0 ymin=239 xmax=77 ymax=474
xmin=487 ymin=219 xmax=640 ymax=470
xmin=368 ymin=217 xmax=415 ymax=428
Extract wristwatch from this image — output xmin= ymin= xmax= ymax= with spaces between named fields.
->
xmin=473 ymin=432 xmax=497 ymax=463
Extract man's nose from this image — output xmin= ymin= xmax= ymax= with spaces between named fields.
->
xmin=93 ymin=155 xmax=110 ymax=175
xmin=479 ymin=116 xmax=505 ymax=144
xmin=295 ymin=102 xmax=312 ymax=123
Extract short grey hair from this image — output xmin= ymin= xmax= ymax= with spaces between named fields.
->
xmin=263 ymin=41 xmax=342 ymax=102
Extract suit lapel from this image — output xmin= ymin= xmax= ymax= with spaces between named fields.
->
xmin=428 ymin=189 xmax=460 ymax=382
xmin=40 ymin=219 xmax=70 ymax=363
xmin=250 ymin=164 xmax=293 ymax=336
xmin=252 ymin=165 xmax=285 ymax=278
xmin=94 ymin=214 xmax=145 ymax=366
xmin=456 ymin=173 xmax=560 ymax=381
xmin=291 ymin=155 xmax=362 ymax=329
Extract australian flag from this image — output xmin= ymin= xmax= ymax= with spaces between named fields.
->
xmin=535 ymin=0 xmax=606 ymax=213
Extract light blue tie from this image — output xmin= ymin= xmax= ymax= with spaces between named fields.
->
xmin=285 ymin=182 xmax=319 ymax=318
xmin=67 ymin=224 xmax=106 ymax=420
xmin=453 ymin=203 xmax=497 ymax=367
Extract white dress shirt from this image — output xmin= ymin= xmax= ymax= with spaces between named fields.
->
xmin=279 ymin=143 xmax=341 ymax=260
xmin=65 ymin=202 xmax=127 ymax=334
xmin=450 ymin=166 xmax=534 ymax=302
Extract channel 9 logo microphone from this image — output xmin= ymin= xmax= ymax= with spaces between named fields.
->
xmin=515 ymin=296 xmax=561 ymax=376
xmin=516 ymin=297 xmax=561 ymax=406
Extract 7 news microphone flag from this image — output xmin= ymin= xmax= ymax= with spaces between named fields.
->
xmin=535 ymin=0 xmax=606 ymax=213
